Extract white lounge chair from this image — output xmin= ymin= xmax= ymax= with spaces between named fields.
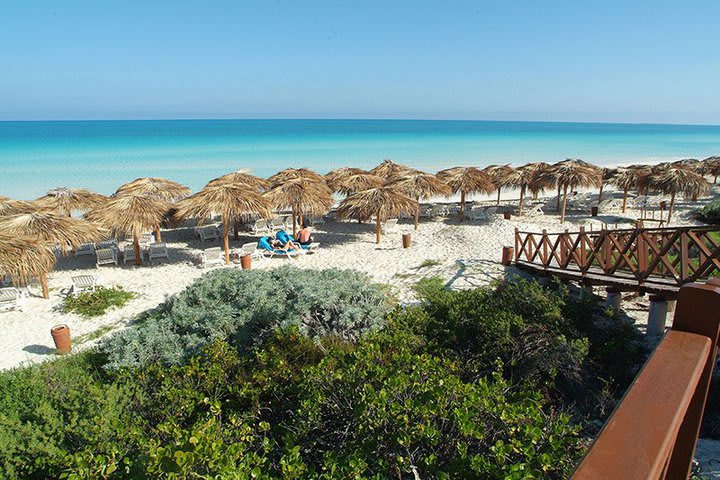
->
xmin=200 ymin=247 xmax=225 ymax=267
xmin=304 ymin=242 xmax=320 ymax=254
xmin=197 ymin=225 xmax=219 ymax=242
xmin=468 ymin=207 xmax=489 ymax=221
xmin=138 ymin=232 xmax=156 ymax=247
xmin=524 ymin=204 xmax=545 ymax=217
xmin=382 ymin=219 xmax=399 ymax=234
xmin=280 ymin=215 xmax=294 ymax=230
xmin=148 ymin=243 xmax=170 ymax=264
xmin=251 ymin=219 xmax=271 ymax=235
xmin=239 ymin=242 xmax=265 ymax=261
xmin=71 ymin=275 xmax=98 ymax=296
xmin=268 ymin=217 xmax=284 ymax=232
xmin=123 ymin=245 xmax=139 ymax=264
xmin=598 ymin=198 xmax=622 ymax=213
xmin=95 ymin=248 xmax=119 ymax=268
xmin=0 ymin=287 xmax=23 ymax=312
xmin=97 ymin=239 xmax=119 ymax=250
xmin=75 ymin=243 xmax=95 ymax=257
xmin=308 ymin=215 xmax=324 ymax=225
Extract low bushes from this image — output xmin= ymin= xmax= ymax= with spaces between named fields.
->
xmin=63 ymin=286 xmax=135 ymax=318
xmin=694 ymin=199 xmax=720 ymax=225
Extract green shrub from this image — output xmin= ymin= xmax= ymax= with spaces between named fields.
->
xmin=101 ymin=266 xmax=393 ymax=369
xmin=63 ymin=286 xmax=135 ymax=318
xmin=694 ymin=199 xmax=720 ymax=225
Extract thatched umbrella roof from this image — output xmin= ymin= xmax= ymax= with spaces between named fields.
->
xmin=523 ymin=162 xmax=555 ymax=198
xmin=175 ymin=183 xmax=272 ymax=264
xmin=369 ymin=159 xmax=417 ymax=179
xmin=436 ymin=167 xmax=495 ymax=220
xmin=35 ymin=187 xmax=108 ymax=216
xmin=539 ymin=159 xmax=601 ymax=223
xmin=702 ymin=156 xmax=720 ymax=183
xmin=115 ymin=177 xmax=191 ymax=202
xmin=0 ymin=232 xmax=56 ymax=298
xmin=610 ymin=166 xmax=651 ymax=212
xmin=0 ymin=196 xmax=37 ymax=216
xmin=268 ymin=168 xmax=325 ymax=186
xmin=388 ymin=172 xmax=451 ymax=229
xmin=206 ymin=170 xmax=270 ymax=191
xmin=483 ymin=164 xmax=515 ymax=205
xmin=332 ymin=173 xmax=386 ymax=196
xmin=324 ymin=167 xmax=369 ymax=188
xmin=647 ymin=165 xmax=709 ymax=222
xmin=337 ymin=186 xmax=417 ymax=243
xmin=501 ymin=165 xmax=539 ymax=215
xmin=264 ymin=178 xmax=334 ymax=235
xmin=0 ymin=212 xmax=106 ymax=255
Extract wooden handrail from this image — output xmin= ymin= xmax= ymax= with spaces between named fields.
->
xmin=573 ymin=281 xmax=720 ymax=479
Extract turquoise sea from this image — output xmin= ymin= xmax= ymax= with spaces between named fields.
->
xmin=1 ymin=119 xmax=720 ymax=199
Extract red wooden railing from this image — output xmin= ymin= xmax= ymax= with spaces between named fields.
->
xmin=514 ymin=225 xmax=720 ymax=288
xmin=573 ymin=280 xmax=720 ymax=479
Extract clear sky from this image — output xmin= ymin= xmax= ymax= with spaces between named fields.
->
xmin=2 ymin=1 xmax=719 ymax=124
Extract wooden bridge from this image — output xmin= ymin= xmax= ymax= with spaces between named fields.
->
xmin=513 ymin=224 xmax=720 ymax=298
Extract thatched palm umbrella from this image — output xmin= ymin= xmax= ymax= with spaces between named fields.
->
xmin=0 ymin=233 xmax=56 ymax=299
xmin=115 ymin=178 xmax=191 ymax=242
xmin=35 ymin=187 xmax=108 ymax=217
xmin=647 ymin=166 xmax=709 ymax=223
xmin=484 ymin=165 xmax=515 ymax=205
xmin=611 ymin=166 xmax=649 ymax=213
xmin=500 ymin=166 xmax=536 ymax=216
xmin=702 ymin=156 xmax=720 ymax=184
xmin=336 ymin=186 xmax=417 ymax=243
xmin=324 ymin=167 xmax=369 ymax=189
xmin=268 ymin=168 xmax=325 ymax=185
xmin=523 ymin=163 xmax=554 ymax=200
xmin=539 ymin=159 xmax=601 ymax=224
xmin=86 ymin=194 xmax=170 ymax=266
xmin=388 ymin=172 xmax=452 ymax=229
xmin=206 ymin=170 xmax=270 ymax=191
xmin=369 ymin=159 xmax=416 ymax=179
xmin=174 ymin=184 xmax=271 ymax=264
xmin=264 ymin=178 xmax=334 ymax=237
xmin=0 ymin=197 xmax=37 ymax=216
xmin=333 ymin=173 xmax=385 ymax=196
xmin=436 ymin=167 xmax=495 ymax=221
xmin=0 ymin=212 xmax=106 ymax=298
xmin=597 ymin=167 xmax=618 ymax=206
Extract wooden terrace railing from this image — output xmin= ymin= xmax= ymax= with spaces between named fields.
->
xmin=573 ymin=280 xmax=720 ymax=479
xmin=514 ymin=225 xmax=720 ymax=292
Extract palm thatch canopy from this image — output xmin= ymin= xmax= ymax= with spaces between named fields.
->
xmin=324 ymin=167 xmax=369 ymax=189
xmin=267 ymin=168 xmax=325 ymax=186
xmin=597 ymin=167 xmax=619 ymax=205
xmin=501 ymin=165 xmax=538 ymax=215
xmin=0 ymin=212 xmax=106 ymax=255
xmin=522 ymin=162 xmax=555 ymax=199
xmin=86 ymin=194 xmax=170 ymax=266
xmin=388 ymin=172 xmax=452 ymax=229
xmin=115 ymin=177 xmax=191 ymax=202
xmin=206 ymin=170 xmax=270 ymax=191
xmin=175 ymin=183 xmax=272 ymax=264
xmin=540 ymin=159 xmax=601 ymax=223
xmin=369 ymin=159 xmax=417 ymax=179
xmin=0 ymin=232 xmax=56 ymax=298
xmin=610 ymin=166 xmax=651 ymax=212
xmin=35 ymin=187 xmax=108 ymax=216
xmin=332 ymin=173 xmax=386 ymax=196
xmin=702 ymin=156 xmax=720 ymax=183
xmin=264 ymin=178 xmax=334 ymax=236
xmin=436 ymin=167 xmax=495 ymax=221
xmin=0 ymin=196 xmax=37 ymax=216
xmin=483 ymin=164 xmax=515 ymax=205
xmin=647 ymin=165 xmax=709 ymax=222
xmin=336 ymin=186 xmax=417 ymax=243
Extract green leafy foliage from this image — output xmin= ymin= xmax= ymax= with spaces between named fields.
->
xmin=694 ymin=199 xmax=720 ymax=225
xmin=63 ymin=286 xmax=135 ymax=318
xmin=101 ymin=266 xmax=392 ymax=369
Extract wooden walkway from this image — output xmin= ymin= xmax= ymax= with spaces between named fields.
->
xmin=513 ymin=224 xmax=720 ymax=298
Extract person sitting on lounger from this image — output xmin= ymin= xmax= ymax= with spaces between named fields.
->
xmin=268 ymin=237 xmax=296 ymax=252
xmin=296 ymin=222 xmax=314 ymax=246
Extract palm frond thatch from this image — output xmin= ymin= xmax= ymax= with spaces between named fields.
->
xmin=523 ymin=162 xmax=555 ymax=199
xmin=611 ymin=166 xmax=651 ymax=212
xmin=264 ymin=178 xmax=334 ymax=235
xmin=325 ymin=167 xmax=369 ymax=189
xmin=436 ymin=167 xmax=495 ymax=221
xmin=483 ymin=164 xmax=515 ymax=205
xmin=336 ymin=186 xmax=417 ymax=243
xmin=267 ymin=168 xmax=325 ymax=186
xmin=502 ymin=165 xmax=542 ymax=215
xmin=333 ymin=173 xmax=386 ymax=196
xmin=646 ymin=165 xmax=709 ymax=222
xmin=115 ymin=177 xmax=191 ymax=202
xmin=369 ymin=159 xmax=417 ymax=179
xmin=539 ymin=159 xmax=601 ymax=223
xmin=388 ymin=172 xmax=452 ymax=229
xmin=0 ymin=232 xmax=56 ymax=298
xmin=0 ymin=197 xmax=38 ymax=216
xmin=206 ymin=170 xmax=270 ymax=191
xmin=35 ymin=187 xmax=108 ymax=216
xmin=0 ymin=212 xmax=106 ymax=255
xmin=702 ymin=156 xmax=720 ymax=183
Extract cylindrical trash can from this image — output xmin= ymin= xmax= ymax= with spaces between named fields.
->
xmin=501 ymin=246 xmax=514 ymax=266
xmin=503 ymin=211 xmax=511 ymax=220
xmin=240 ymin=254 xmax=252 ymax=270
xmin=402 ymin=233 xmax=411 ymax=248
xmin=591 ymin=206 xmax=599 ymax=217
xmin=51 ymin=324 xmax=71 ymax=354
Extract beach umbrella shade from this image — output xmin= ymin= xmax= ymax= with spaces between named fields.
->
xmin=336 ymin=186 xmax=418 ymax=243
xmin=369 ymin=159 xmax=417 ymax=179
xmin=0 ymin=211 xmax=106 ymax=256
xmin=523 ymin=163 xmax=555 ymax=200
xmin=647 ymin=165 xmax=709 ymax=223
xmin=539 ymin=159 xmax=601 ymax=224
xmin=332 ymin=173 xmax=386 ymax=196
xmin=501 ymin=165 xmax=541 ymax=216
xmin=264 ymin=178 xmax=334 ymax=236
xmin=206 ymin=170 xmax=270 ymax=191
xmin=86 ymin=194 xmax=170 ymax=266
xmin=597 ymin=167 xmax=619 ymax=206
xmin=267 ymin=168 xmax=325 ymax=185
xmin=0 ymin=233 xmax=56 ymax=299
xmin=324 ymin=167 xmax=369 ymax=190
xmin=436 ymin=167 xmax=495 ymax=221
xmin=115 ymin=177 xmax=192 ymax=242
xmin=35 ymin=187 xmax=108 ymax=217
xmin=388 ymin=172 xmax=452 ymax=229
xmin=174 ymin=183 xmax=272 ymax=264
xmin=611 ymin=166 xmax=648 ymax=213
xmin=0 ymin=196 xmax=38 ymax=216
xmin=483 ymin=165 xmax=515 ymax=205
xmin=702 ymin=157 xmax=720 ymax=184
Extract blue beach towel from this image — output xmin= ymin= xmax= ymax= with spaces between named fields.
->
xmin=258 ymin=236 xmax=296 ymax=254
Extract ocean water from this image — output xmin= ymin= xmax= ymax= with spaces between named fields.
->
xmin=1 ymin=119 xmax=719 ymax=199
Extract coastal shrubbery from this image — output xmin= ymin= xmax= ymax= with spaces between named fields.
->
xmin=695 ymin=199 xmax=720 ymax=225
xmin=0 ymin=268 xmax=647 ymax=479
xmin=62 ymin=286 xmax=135 ymax=318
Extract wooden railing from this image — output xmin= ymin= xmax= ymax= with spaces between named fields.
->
xmin=514 ymin=225 xmax=720 ymax=287
xmin=573 ymin=280 xmax=720 ymax=479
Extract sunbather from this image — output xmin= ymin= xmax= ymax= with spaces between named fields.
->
xmin=296 ymin=222 xmax=314 ymax=246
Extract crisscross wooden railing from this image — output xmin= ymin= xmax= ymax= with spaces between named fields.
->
xmin=514 ymin=225 xmax=720 ymax=290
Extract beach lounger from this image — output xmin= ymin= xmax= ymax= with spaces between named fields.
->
xmin=75 ymin=243 xmax=95 ymax=257
xmin=97 ymin=239 xmax=119 ymax=250
xmin=268 ymin=217 xmax=285 ymax=232
xmin=139 ymin=232 xmax=156 ymax=247
xmin=95 ymin=248 xmax=119 ymax=267
xmin=280 ymin=215 xmax=294 ymax=230
xmin=239 ymin=242 xmax=265 ymax=261
xmin=0 ymin=288 xmax=23 ymax=312
xmin=598 ymin=198 xmax=622 ymax=213
xmin=251 ymin=219 xmax=271 ymax=235
xmin=199 ymin=247 xmax=224 ymax=267
xmin=197 ymin=225 xmax=219 ymax=242
xmin=123 ymin=245 xmax=140 ymax=264
xmin=148 ymin=243 xmax=170 ymax=264
xmin=468 ymin=207 xmax=489 ymax=221
xmin=258 ymin=236 xmax=301 ymax=259
xmin=382 ymin=219 xmax=398 ymax=234
xmin=524 ymin=204 xmax=545 ymax=217
xmin=308 ymin=215 xmax=324 ymax=225
xmin=71 ymin=275 xmax=98 ymax=296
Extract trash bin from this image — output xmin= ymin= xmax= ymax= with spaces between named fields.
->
xmin=51 ymin=324 xmax=71 ymax=354
xmin=240 ymin=254 xmax=252 ymax=270
xmin=503 ymin=211 xmax=511 ymax=220
xmin=402 ymin=233 xmax=411 ymax=248
xmin=591 ymin=206 xmax=599 ymax=217
xmin=501 ymin=246 xmax=514 ymax=266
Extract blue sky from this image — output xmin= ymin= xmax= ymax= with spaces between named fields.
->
xmin=1 ymin=1 xmax=719 ymax=124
